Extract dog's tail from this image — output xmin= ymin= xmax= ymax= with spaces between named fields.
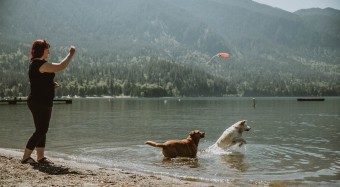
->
xmin=145 ymin=141 xmax=165 ymax=148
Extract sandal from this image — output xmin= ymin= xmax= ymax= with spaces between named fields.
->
xmin=21 ymin=157 xmax=38 ymax=164
xmin=38 ymin=157 xmax=54 ymax=164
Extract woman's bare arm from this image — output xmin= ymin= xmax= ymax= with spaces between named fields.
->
xmin=39 ymin=47 xmax=76 ymax=73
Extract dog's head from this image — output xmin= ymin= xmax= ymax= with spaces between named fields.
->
xmin=188 ymin=130 xmax=205 ymax=145
xmin=189 ymin=130 xmax=205 ymax=138
xmin=234 ymin=120 xmax=251 ymax=133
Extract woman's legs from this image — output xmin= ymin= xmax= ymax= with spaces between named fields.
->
xmin=36 ymin=147 xmax=45 ymax=161
xmin=23 ymin=101 xmax=52 ymax=161
xmin=22 ymin=148 xmax=34 ymax=160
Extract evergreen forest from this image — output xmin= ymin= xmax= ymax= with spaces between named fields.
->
xmin=1 ymin=0 xmax=339 ymax=98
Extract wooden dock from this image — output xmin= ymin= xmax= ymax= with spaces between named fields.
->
xmin=0 ymin=99 xmax=72 ymax=104
xmin=297 ymin=98 xmax=325 ymax=101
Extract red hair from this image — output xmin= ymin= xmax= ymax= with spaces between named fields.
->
xmin=30 ymin=39 xmax=50 ymax=60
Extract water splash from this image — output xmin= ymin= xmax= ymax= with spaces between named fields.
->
xmin=206 ymin=143 xmax=246 ymax=155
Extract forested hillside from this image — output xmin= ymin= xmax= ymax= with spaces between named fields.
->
xmin=0 ymin=43 xmax=236 ymax=97
xmin=0 ymin=0 xmax=339 ymax=97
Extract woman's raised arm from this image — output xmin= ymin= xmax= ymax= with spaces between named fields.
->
xmin=39 ymin=47 xmax=76 ymax=73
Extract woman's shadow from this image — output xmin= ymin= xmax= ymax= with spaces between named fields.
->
xmin=32 ymin=163 xmax=81 ymax=175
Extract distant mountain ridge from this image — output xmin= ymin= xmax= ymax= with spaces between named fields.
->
xmin=0 ymin=0 xmax=339 ymax=96
xmin=1 ymin=0 xmax=339 ymax=56
xmin=295 ymin=8 xmax=340 ymax=41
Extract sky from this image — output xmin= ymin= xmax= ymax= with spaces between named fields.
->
xmin=252 ymin=0 xmax=340 ymax=12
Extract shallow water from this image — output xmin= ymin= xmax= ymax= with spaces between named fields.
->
xmin=1 ymin=97 xmax=339 ymax=186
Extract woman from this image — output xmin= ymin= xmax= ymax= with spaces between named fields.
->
xmin=21 ymin=40 xmax=75 ymax=164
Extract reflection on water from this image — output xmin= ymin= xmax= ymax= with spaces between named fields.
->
xmin=162 ymin=158 xmax=201 ymax=169
xmin=219 ymin=154 xmax=247 ymax=172
xmin=205 ymin=143 xmax=248 ymax=172
xmin=0 ymin=97 xmax=339 ymax=186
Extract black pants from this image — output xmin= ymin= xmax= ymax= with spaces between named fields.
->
xmin=26 ymin=100 xmax=52 ymax=150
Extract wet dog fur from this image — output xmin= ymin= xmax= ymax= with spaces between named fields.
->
xmin=215 ymin=120 xmax=251 ymax=148
xmin=145 ymin=130 xmax=205 ymax=158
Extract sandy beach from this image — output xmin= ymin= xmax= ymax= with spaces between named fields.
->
xmin=0 ymin=148 xmax=222 ymax=187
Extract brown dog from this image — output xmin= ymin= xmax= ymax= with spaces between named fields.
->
xmin=145 ymin=130 xmax=205 ymax=158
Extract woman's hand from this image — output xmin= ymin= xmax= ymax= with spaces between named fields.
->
xmin=53 ymin=82 xmax=60 ymax=89
xmin=69 ymin=46 xmax=76 ymax=56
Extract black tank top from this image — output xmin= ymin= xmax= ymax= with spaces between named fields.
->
xmin=28 ymin=59 xmax=55 ymax=106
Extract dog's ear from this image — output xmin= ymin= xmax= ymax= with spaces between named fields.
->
xmin=189 ymin=130 xmax=198 ymax=136
xmin=239 ymin=120 xmax=247 ymax=127
xmin=235 ymin=120 xmax=246 ymax=129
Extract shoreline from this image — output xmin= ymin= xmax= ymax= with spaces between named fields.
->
xmin=0 ymin=148 xmax=222 ymax=187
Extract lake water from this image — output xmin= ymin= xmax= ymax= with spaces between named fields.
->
xmin=1 ymin=97 xmax=339 ymax=186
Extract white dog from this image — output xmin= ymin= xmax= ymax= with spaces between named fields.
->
xmin=215 ymin=120 xmax=251 ymax=148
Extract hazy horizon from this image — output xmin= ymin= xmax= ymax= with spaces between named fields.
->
xmin=253 ymin=0 xmax=340 ymax=12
